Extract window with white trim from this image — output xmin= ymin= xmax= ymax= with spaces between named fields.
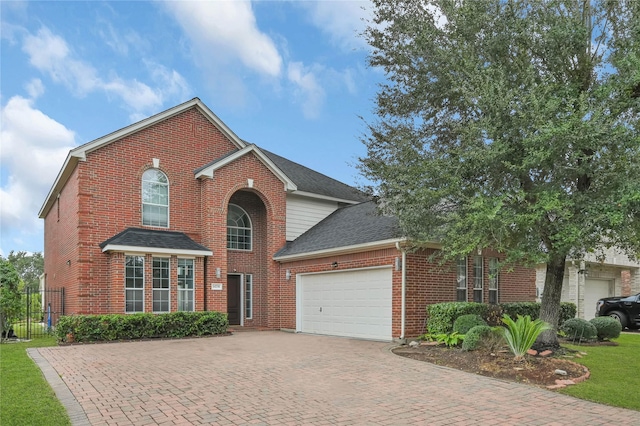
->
xmin=227 ymin=204 xmax=252 ymax=250
xmin=177 ymin=258 xmax=194 ymax=311
xmin=245 ymin=274 xmax=253 ymax=320
xmin=456 ymin=257 xmax=467 ymax=302
xmin=142 ymin=169 xmax=169 ymax=227
xmin=489 ymin=258 xmax=499 ymax=304
xmin=152 ymin=257 xmax=170 ymax=313
xmin=125 ymin=255 xmax=144 ymax=313
xmin=473 ymin=256 xmax=483 ymax=303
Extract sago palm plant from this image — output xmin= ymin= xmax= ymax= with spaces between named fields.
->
xmin=500 ymin=314 xmax=551 ymax=361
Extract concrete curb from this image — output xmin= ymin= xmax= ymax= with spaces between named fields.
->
xmin=27 ymin=348 xmax=91 ymax=426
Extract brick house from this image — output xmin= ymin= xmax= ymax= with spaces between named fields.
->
xmin=40 ymin=98 xmax=535 ymax=341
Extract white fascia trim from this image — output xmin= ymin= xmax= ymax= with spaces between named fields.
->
xmin=39 ymin=153 xmax=80 ymax=218
xmin=102 ymin=244 xmax=212 ymax=257
xmin=195 ymin=145 xmax=297 ymax=191
xmin=76 ymin=98 xmax=245 ymax=157
xmin=274 ymin=238 xmax=407 ymax=262
xmin=39 ymin=98 xmax=247 ymax=218
xmin=289 ymin=190 xmax=365 ymax=205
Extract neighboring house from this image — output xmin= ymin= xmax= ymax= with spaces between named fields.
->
xmin=40 ymin=98 xmax=536 ymax=341
xmin=536 ymin=249 xmax=640 ymax=320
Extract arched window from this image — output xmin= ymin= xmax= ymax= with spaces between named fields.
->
xmin=227 ymin=204 xmax=252 ymax=250
xmin=142 ymin=169 xmax=169 ymax=227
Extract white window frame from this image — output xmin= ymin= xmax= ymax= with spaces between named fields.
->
xmin=152 ymin=257 xmax=170 ymax=313
xmin=177 ymin=258 xmax=195 ymax=311
xmin=142 ymin=169 xmax=169 ymax=228
xmin=489 ymin=258 xmax=499 ymax=304
xmin=456 ymin=257 xmax=467 ymax=302
xmin=227 ymin=204 xmax=252 ymax=251
xmin=125 ymin=255 xmax=145 ymax=313
xmin=473 ymin=256 xmax=483 ymax=303
xmin=245 ymin=274 xmax=253 ymax=320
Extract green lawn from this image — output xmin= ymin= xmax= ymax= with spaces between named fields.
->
xmin=0 ymin=337 xmax=70 ymax=426
xmin=560 ymin=332 xmax=640 ymax=411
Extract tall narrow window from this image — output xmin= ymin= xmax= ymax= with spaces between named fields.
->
xmin=153 ymin=258 xmax=170 ymax=313
xmin=142 ymin=169 xmax=169 ymax=227
xmin=473 ymin=256 xmax=483 ymax=303
xmin=489 ymin=258 xmax=499 ymax=304
xmin=456 ymin=257 xmax=467 ymax=302
xmin=227 ymin=204 xmax=252 ymax=250
xmin=177 ymin=258 xmax=194 ymax=311
xmin=245 ymin=274 xmax=253 ymax=320
xmin=125 ymin=255 xmax=144 ymax=313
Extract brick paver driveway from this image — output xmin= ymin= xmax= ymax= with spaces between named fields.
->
xmin=31 ymin=331 xmax=633 ymax=425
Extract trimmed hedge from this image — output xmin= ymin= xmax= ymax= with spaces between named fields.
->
xmin=426 ymin=302 xmax=488 ymax=334
xmin=55 ymin=311 xmax=228 ymax=343
xmin=426 ymin=302 xmax=577 ymax=334
xmin=560 ymin=318 xmax=597 ymax=342
xmin=461 ymin=325 xmax=493 ymax=351
xmin=589 ymin=316 xmax=622 ymax=341
xmin=453 ymin=314 xmax=487 ymax=334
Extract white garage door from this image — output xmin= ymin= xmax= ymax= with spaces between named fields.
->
xmin=584 ymin=279 xmax=612 ymax=320
xmin=297 ymin=267 xmax=393 ymax=341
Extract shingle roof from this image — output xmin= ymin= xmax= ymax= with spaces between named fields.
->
xmin=274 ymin=201 xmax=402 ymax=258
xmin=100 ymin=228 xmax=211 ymax=253
xmin=260 ymin=148 xmax=369 ymax=202
xmin=195 ymin=145 xmax=369 ymax=203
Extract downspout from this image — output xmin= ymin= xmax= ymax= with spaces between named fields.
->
xmin=396 ymin=242 xmax=407 ymax=341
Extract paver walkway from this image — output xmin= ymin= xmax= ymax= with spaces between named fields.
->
xmin=31 ymin=331 xmax=634 ymax=425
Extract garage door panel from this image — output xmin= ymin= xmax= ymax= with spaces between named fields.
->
xmin=298 ymin=268 xmax=393 ymax=341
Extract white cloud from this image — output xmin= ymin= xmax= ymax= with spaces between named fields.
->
xmin=163 ymin=1 xmax=282 ymax=77
xmin=287 ymin=62 xmax=325 ymax=119
xmin=0 ymin=96 xmax=76 ymax=246
xmin=21 ymin=27 xmax=190 ymax=121
xmin=25 ymin=78 xmax=45 ymax=99
xmin=299 ymin=1 xmax=372 ymax=51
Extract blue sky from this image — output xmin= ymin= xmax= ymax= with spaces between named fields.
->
xmin=1 ymin=1 xmax=382 ymax=256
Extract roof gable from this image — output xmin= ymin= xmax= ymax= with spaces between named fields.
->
xmin=195 ymin=145 xmax=297 ymax=192
xmin=39 ymin=98 xmax=245 ymax=218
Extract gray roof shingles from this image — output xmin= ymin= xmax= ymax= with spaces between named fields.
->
xmin=194 ymin=144 xmax=370 ymax=203
xmin=274 ymin=201 xmax=401 ymax=258
xmin=100 ymin=228 xmax=211 ymax=252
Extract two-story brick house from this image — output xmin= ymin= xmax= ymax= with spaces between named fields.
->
xmin=40 ymin=98 xmax=535 ymax=341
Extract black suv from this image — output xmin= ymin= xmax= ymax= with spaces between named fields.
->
xmin=595 ymin=293 xmax=640 ymax=329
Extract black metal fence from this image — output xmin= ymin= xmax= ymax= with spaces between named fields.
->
xmin=15 ymin=288 xmax=65 ymax=339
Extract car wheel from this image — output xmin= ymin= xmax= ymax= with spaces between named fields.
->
xmin=608 ymin=311 xmax=628 ymax=329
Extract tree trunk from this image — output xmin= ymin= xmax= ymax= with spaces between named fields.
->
xmin=534 ymin=254 xmax=567 ymax=350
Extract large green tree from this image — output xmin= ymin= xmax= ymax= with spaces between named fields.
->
xmin=360 ymin=0 xmax=640 ymax=347
xmin=5 ymin=251 xmax=43 ymax=292
xmin=0 ymin=258 xmax=22 ymax=341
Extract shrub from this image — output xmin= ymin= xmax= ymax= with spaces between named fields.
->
xmin=453 ymin=314 xmax=487 ymax=334
xmin=589 ymin=317 xmax=622 ymax=341
xmin=12 ymin=321 xmax=48 ymax=339
xmin=434 ymin=331 xmax=464 ymax=347
xmin=426 ymin=302 xmax=488 ymax=334
xmin=55 ymin=311 xmax=228 ymax=343
xmin=461 ymin=325 xmax=493 ymax=351
xmin=500 ymin=314 xmax=551 ymax=360
xmin=560 ymin=318 xmax=597 ymax=342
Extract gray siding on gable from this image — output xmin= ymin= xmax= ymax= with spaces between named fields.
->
xmin=286 ymin=195 xmax=339 ymax=241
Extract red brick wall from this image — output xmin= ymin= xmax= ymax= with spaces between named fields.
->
xmin=279 ymin=247 xmax=536 ymax=339
xmin=44 ymin=106 xmax=287 ymax=321
xmin=43 ymin=166 xmax=81 ymax=314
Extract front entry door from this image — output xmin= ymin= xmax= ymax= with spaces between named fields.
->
xmin=227 ymin=275 xmax=241 ymax=325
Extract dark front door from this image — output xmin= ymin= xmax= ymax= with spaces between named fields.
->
xmin=227 ymin=275 xmax=241 ymax=325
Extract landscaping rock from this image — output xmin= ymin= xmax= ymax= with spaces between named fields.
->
xmin=527 ymin=349 xmax=538 ymax=356
xmin=409 ymin=341 xmax=419 ymax=348
xmin=554 ymin=369 xmax=567 ymax=376
xmin=539 ymin=350 xmax=553 ymax=357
